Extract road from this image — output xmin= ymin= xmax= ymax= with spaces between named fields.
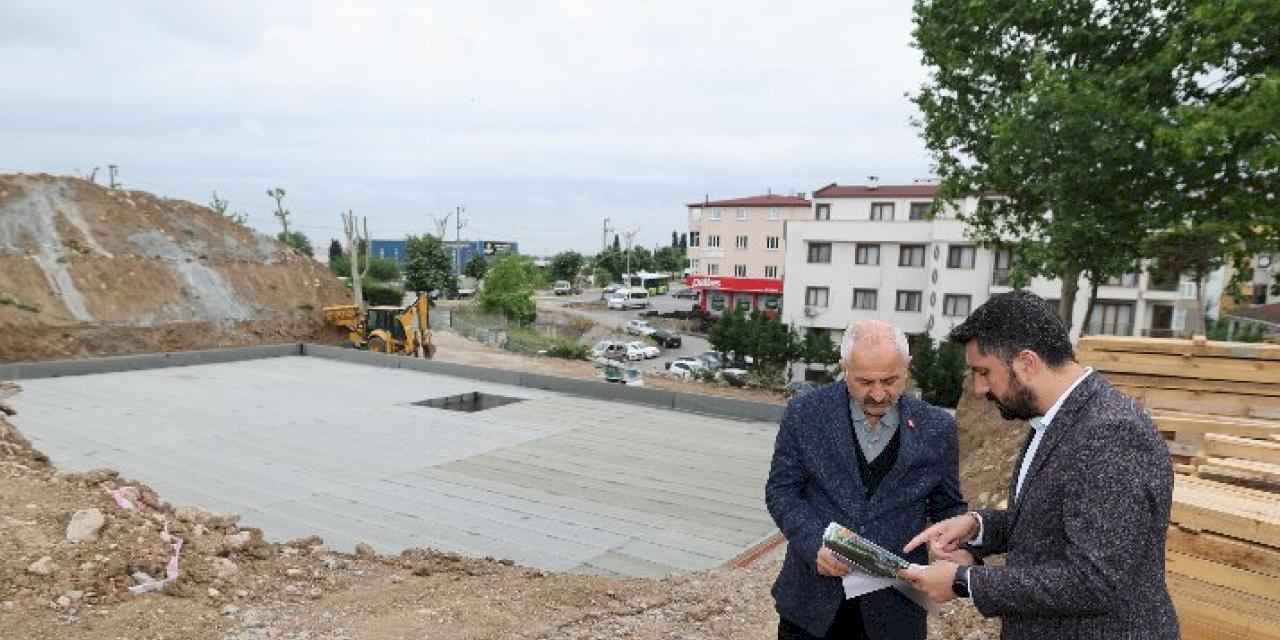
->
xmin=536 ymin=288 xmax=712 ymax=374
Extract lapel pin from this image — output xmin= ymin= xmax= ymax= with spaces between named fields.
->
xmin=907 ymin=418 xmax=916 ymax=430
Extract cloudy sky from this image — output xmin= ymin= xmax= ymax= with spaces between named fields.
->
xmin=1 ymin=1 xmax=934 ymax=255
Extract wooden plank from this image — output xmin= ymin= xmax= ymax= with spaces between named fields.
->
xmin=1171 ymin=477 xmax=1280 ymax=546
xmin=1168 ymin=575 xmax=1280 ymax=640
xmin=1166 ymin=439 xmax=1200 ymax=457
xmin=1199 ymin=458 xmax=1280 ymax=488
xmin=1174 ymin=463 xmax=1198 ymax=475
xmin=1167 ymin=526 xmax=1280 ymax=579
xmin=1104 ymin=372 xmax=1280 ymax=398
xmin=1080 ymin=350 xmax=1280 ymax=384
xmin=1171 ymin=595 xmax=1280 ymax=640
xmin=1078 ymin=335 xmax=1280 ymax=361
xmin=1204 ymin=434 xmax=1280 ymax=465
xmin=1166 ymin=550 xmax=1280 ymax=601
xmin=1114 ymin=384 xmax=1280 ymax=420
xmin=1152 ymin=411 xmax=1280 ymax=439
xmin=1177 ymin=474 xmax=1280 ymax=504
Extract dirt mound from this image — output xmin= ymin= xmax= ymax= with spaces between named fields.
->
xmin=0 ymin=173 xmax=350 ymax=361
xmin=955 ymin=376 xmax=1028 ymax=510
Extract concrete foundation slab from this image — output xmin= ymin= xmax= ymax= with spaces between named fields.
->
xmin=11 ymin=356 xmax=780 ymax=577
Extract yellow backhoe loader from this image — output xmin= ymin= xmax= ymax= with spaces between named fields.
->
xmin=323 ymin=293 xmax=436 ymax=358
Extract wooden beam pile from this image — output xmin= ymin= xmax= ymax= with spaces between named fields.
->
xmin=1078 ymin=336 xmax=1280 ymax=638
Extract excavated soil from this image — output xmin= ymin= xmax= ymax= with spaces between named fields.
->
xmin=0 ymin=174 xmax=350 ymax=362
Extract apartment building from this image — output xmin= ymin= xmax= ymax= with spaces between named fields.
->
xmin=684 ymin=194 xmax=811 ymax=315
xmin=782 ymin=182 xmax=1201 ymax=345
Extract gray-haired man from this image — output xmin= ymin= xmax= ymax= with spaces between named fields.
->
xmin=766 ymin=320 xmax=967 ymax=639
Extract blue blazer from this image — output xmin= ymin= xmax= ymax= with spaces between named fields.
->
xmin=766 ymin=381 xmax=967 ymax=639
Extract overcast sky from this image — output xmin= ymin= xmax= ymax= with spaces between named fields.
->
xmin=1 ymin=1 xmax=933 ymax=255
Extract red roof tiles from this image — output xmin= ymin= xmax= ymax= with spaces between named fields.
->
xmin=812 ymin=183 xmax=940 ymax=198
xmin=687 ymin=194 xmax=811 ymax=208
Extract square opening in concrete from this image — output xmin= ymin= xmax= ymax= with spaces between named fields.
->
xmin=411 ymin=391 xmax=526 ymax=413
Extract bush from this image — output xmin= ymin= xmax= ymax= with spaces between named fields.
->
xmin=362 ymin=282 xmax=404 ymax=306
xmin=908 ymin=336 xmax=967 ymax=408
xmin=546 ymin=340 xmax=590 ymax=360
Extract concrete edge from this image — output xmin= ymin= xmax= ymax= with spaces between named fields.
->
xmin=0 ymin=343 xmax=303 ymax=380
xmin=302 ymin=343 xmax=785 ymax=423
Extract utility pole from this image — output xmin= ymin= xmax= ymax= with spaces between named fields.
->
xmin=455 ymin=205 xmax=467 ymax=241
xmin=602 ymin=217 xmax=614 ymax=253
xmin=622 ymin=228 xmax=639 ymax=279
xmin=107 ymin=165 xmax=119 ymax=189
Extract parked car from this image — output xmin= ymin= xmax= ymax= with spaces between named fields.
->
xmin=665 ymin=357 xmax=706 ymax=379
xmin=719 ymin=368 xmax=750 ymax=387
xmin=553 ymin=280 xmax=573 ymax=295
xmin=697 ymin=351 xmax=723 ymax=371
xmin=591 ymin=340 xmax=618 ymax=359
xmin=623 ymin=343 xmax=647 ymax=361
xmin=672 ymin=287 xmax=699 ymax=300
xmin=649 ymin=329 xmax=682 ymax=348
xmin=607 ymin=288 xmax=649 ymax=309
xmin=627 ymin=341 xmax=660 ymax=359
xmin=625 ymin=319 xmax=657 ymax=336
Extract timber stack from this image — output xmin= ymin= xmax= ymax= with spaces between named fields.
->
xmin=1078 ymin=336 xmax=1280 ymax=640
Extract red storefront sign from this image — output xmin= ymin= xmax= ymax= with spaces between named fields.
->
xmin=683 ymin=275 xmax=782 ymax=294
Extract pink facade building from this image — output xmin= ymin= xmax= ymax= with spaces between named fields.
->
xmin=685 ymin=194 xmax=811 ymax=315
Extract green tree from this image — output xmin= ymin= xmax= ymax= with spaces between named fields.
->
xmin=403 ymin=234 xmax=454 ymax=296
xmin=708 ymin=310 xmax=748 ymax=362
xmin=277 ymin=230 xmax=314 ymax=257
xmin=908 ymin=336 xmax=966 ymax=408
xmin=801 ymin=329 xmax=840 ymax=367
xmin=594 ymin=248 xmax=626 ymax=283
xmin=671 ymin=230 xmax=679 ymax=247
xmin=266 ymin=187 xmax=290 ymax=235
xmin=612 ymin=234 xmax=621 ymax=251
xmin=478 ymin=254 xmax=537 ymax=324
xmin=912 ymin=0 xmax=1183 ymax=330
xmin=366 ymin=256 xmax=401 ymax=282
xmin=549 ymin=251 xmax=585 ymax=283
xmin=463 ymin=254 xmax=489 ymax=280
xmin=328 ymin=239 xmax=343 ymax=263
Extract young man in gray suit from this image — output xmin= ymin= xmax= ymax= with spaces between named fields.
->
xmin=766 ymin=320 xmax=967 ymax=639
xmin=900 ymin=291 xmax=1178 ymax=639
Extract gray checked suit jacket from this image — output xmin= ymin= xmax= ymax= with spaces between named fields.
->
xmin=971 ymin=372 xmax=1179 ymax=639
xmin=766 ymin=382 xmax=967 ymax=639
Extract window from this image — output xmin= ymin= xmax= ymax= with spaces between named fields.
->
xmin=1255 ymin=284 xmax=1270 ymax=305
xmin=766 ymin=236 xmax=780 ymax=250
xmin=853 ymin=288 xmax=878 ymax=310
xmin=992 ymin=248 xmax=1014 ymax=286
xmin=710 ymin=208 xmax=722 ymax=220
xmin=734 ymin=264 xmax=747 ymax=277
xmin=710 ymin=293 xmax=726 ymax=311
xmin=689 ymin=258 xmax=700 ymax=271
xmin=762 ymin=294 xmax=780 ymax=310
xmin=807 ymin=242 xmax=832 ymax=263
xmin=947 ymin=245 xmax=976 ymax=269
xmin=943 ymin=294 xmax=972 ymax=317
xmin=707 ymin=234 xmax=721 ymax=248
xmin=735 ymin=235 xmax=749 ymax=249
xmin=691 ymin=208 xmax=703 ymax=221
xmin=706 ymin=263 xmax=719 ymax=275
xmin=735 ymin=297 xmax=752 ymax=311
xmin=736 ymin=208 xmax=748 ymax=221
xmin=768 ymin=207 xmax=780 ymax=220
xmin=1088 ymin=302 xmax=1135 ymax=336
xmin=805 ymin=287 xmax=829 ymax=308
xmin=1106 ymin=267 xmax=1140 ymax=287
xmin=908 ymin=202 xmax=931 ymax=220
xmin=899 ymin=244 xmax=926 ymax=267
xmin=689 ymin=231 xmax=701 ymax=247
xmin=870 ymin=202 xmax=894 ymax=221
xmin=855 ymin=243 xmax=880 ymax=265
xmin=764 ymin=265 xmax=778 ymax=278
xmin=896 ymin=290 xmax=922 ymax=312
xmin=816 ymin=204 xmax=831 ymax=220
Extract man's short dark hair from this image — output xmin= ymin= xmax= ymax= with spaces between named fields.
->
xmin=948 ymin=290 xmax=1075 ymax=367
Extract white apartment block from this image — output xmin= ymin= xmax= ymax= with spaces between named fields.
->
xmin=782 ymin=182 xmax=1201 ymax=346
xmin=685 ymin=194 xmax=811 ymax=315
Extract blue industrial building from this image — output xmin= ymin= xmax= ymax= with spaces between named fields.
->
xmin=369 ymin=239 xmax=518 ymax=275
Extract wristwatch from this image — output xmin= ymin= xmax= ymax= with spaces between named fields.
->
xmin=952 ymin=565 xmax=972 ymax=599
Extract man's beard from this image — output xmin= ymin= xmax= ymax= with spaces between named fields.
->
xmin=987 ymin=375 xmax=1039 ymax=421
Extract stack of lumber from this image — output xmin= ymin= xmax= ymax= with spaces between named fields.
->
xmin=1079 ymin=336 xmax=1280 ymax=639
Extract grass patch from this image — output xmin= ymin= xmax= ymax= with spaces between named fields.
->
xmin=0 ymin=294 xmax=40 ymax=313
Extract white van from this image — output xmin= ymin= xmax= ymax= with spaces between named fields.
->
xmin=607 ymin=288 xmax=649 ymax=310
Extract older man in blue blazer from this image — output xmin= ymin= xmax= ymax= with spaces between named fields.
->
xmin=766 ymin=319 xmax=967 ymax=639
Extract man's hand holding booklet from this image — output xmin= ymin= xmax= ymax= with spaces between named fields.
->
xmin=822 ymin=522 xmax=936 ymax=612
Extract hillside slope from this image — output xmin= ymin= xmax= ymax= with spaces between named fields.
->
xmin=0 ymin=174 xmax=350 ymax=361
